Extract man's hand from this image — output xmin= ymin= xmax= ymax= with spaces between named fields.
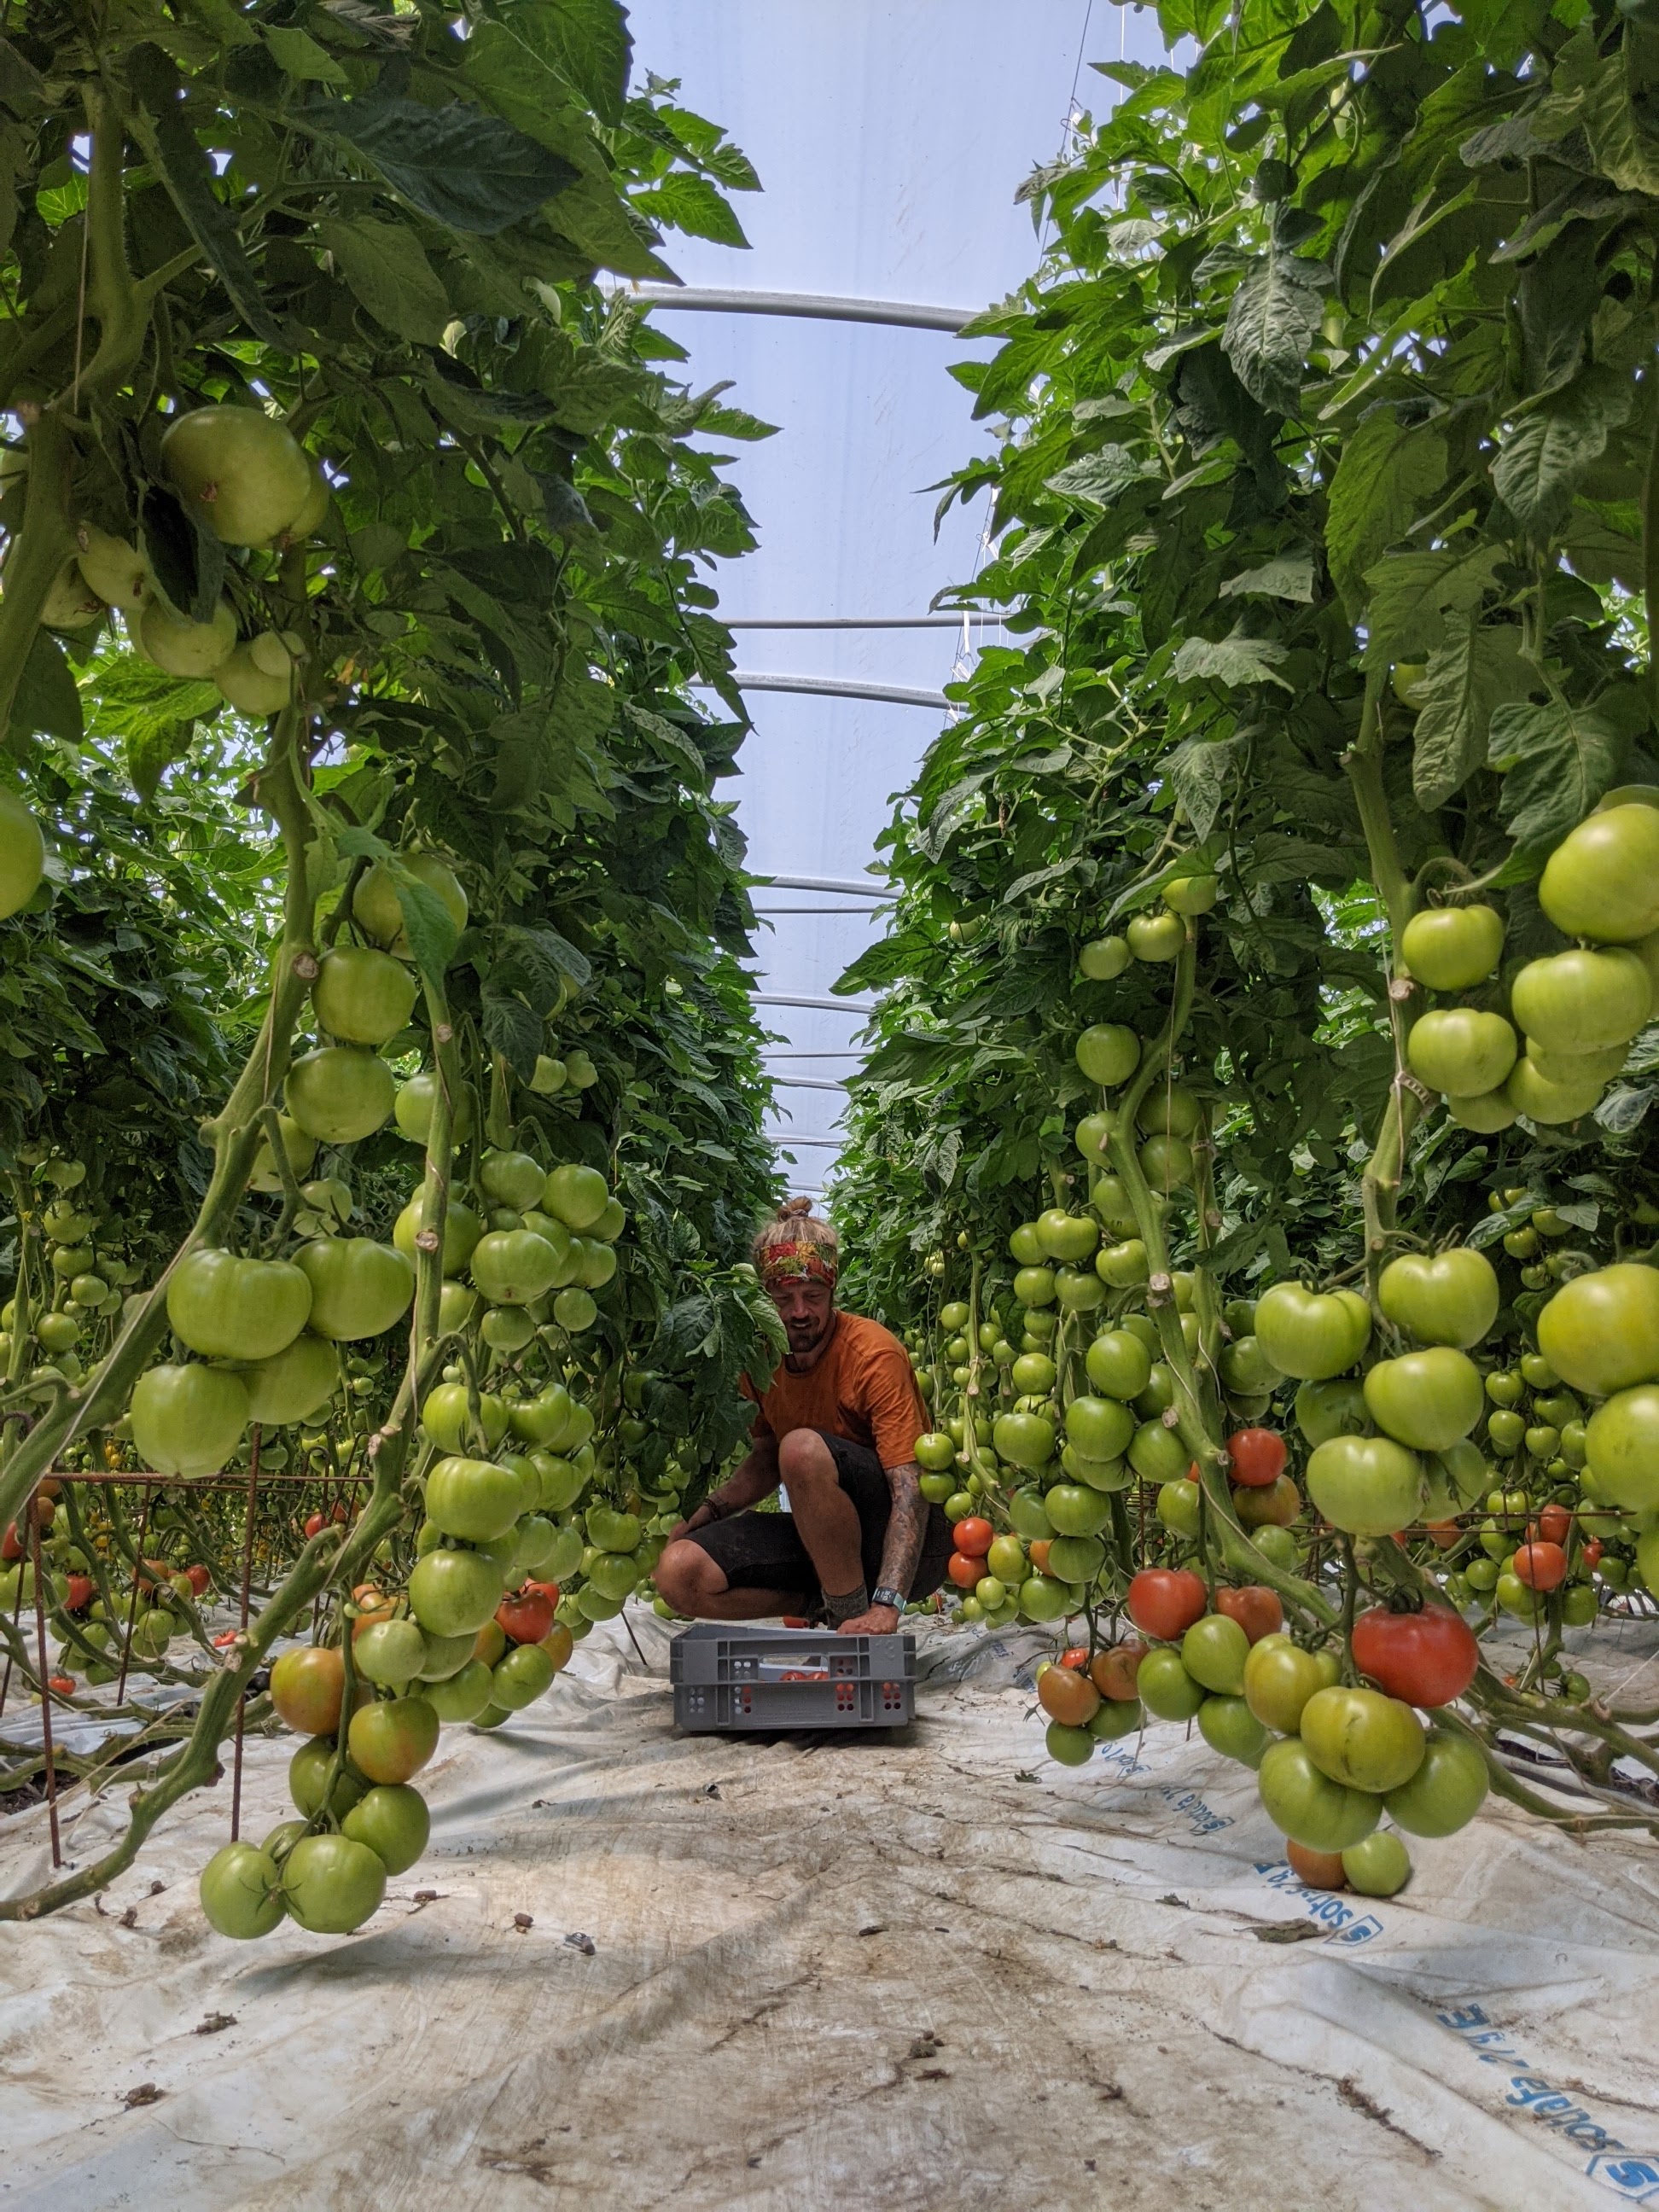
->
xmin=837 ymin=1605 xmax=899 ymax=1636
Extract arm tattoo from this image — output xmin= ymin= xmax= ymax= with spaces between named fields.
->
xmin=877 ymin=1463 xmax=927 ymax=1598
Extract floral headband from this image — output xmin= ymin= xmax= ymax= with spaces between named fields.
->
xmin=760 ymin=1240 xmax=837 ymax=1289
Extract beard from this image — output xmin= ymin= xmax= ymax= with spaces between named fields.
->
xmin=783 ymin=1309 xmax=831 ymax=1361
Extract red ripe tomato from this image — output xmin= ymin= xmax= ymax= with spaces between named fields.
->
xmin=1028 ymin=1539 xmax=1052 ymax=1574
xmin=64 ymin=1574 xmax=94 ymax=1613
xmin=47 ymin=1674 xmax=76 ymax=1696
xmin=1424 ymin=1519 xmax=1462 ymax=1551
xmin=1581 ymin=1538 xmax=1603 ymax=1569
xmin=1350 ymin=1604 xmax=1479 ymax=1708
xmin=1214 ymin=1584 xmax=1284 ymax=1644
xmin=1535 ymin=1503 xmax=1572 ymax=1548
xmin=497 ymin=1588 xmax=556 ymax=1644
xmin=522 ymin=1578 xmax=562 ymax=1606
xmin=1228 ymin=1428 xmax=1287 ymax=1488
xmin=1090 ymin=1639 xmax=1146 ymax=1699
xmin=946 ymin=1551 xmax=981 ymax=1591
xmin=185 ymin=1563 xmax=212 ymax=1598
xmin=953 ymin=1516 xmax=994 ymax=1558
xmin=1060 ymin=1645 xmax=1090 ymax=1671
xmin=0 ymin=1522 xmax=21 ymax=1563
xmin=1514 ymin=1540 xmax=1568 ymax=1592
xmin=1126 ymin=1567 xmax=1207 ymax=1642
xmin=304 ymin=1511 xmax=326 ymax=1539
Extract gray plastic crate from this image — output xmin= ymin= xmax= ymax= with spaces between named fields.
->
xmin=670 ymin=1622 xmax=917 ymax=1732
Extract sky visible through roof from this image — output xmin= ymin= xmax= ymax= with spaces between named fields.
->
xmin=625 ymin=2 xmax=1166 ymax=1196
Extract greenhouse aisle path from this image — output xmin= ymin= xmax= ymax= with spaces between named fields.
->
xmin=3 ymin=1615 xmax=1656 ymax=2211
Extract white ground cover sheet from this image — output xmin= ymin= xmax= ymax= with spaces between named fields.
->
xmin=3 ymin=1610 xmax=1657 ymax=2212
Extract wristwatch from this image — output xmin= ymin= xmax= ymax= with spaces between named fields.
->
xmin=870 ymin=1586 xmax=907 ymax=1615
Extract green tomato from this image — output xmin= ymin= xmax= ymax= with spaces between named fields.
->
xmin=1400 ymin=904 xmax=1505 ymax=992
xmin=341 ymin=1782 xmax=430 ymax=1875
xmin=1540 ymin=801 xmax=1659 ymax=941
xmin=311 ymin=945 xmax=418 ymax=1048
xmin=1054 ymin=1265 xmax=1107 ymax=1313
xmin=1128 ymin=1419 xmax=1188 ymax=1485
xmin=1294 ymin=1377 xmax=1369 ymax=1446
xmin=1126 ymin=910 xmax=1185 ymax=962
xmin=1254 ymin=1283 xmax=1371 ymax=1382
xmin=1306 ymin=1435 xmax=1423 ymax=1536
xmin=1036 ymin=1208 xmax=1098 ymax=1264
xmin=1539 ymin=1265 xmax=1659 ymax=1400
xmin=1181 ymin=1613 xmax=1249 ymax=1696
xmin=1045 ymin=1720 xmax=1096 ymax=1767
xmin=1137 ymin=1647 xmax=1206 ymax=1720
xmin=1406 ymin=1009 xmax=1517 ymax=1097
xmin=1300 ymin=1685 xmax=1426 ymax=1792
xmin=1196 ymin=1694 xmax=1267 ymax=1768
xmin=1382 ymin=1726 xmax=1488 ymax=1837
xmin=1017 ymin=1573 xmax=1071 ymax=1622
xmin=1363 ymin=1348 xmax=1483 ymax=1452
xmin=1487 ymin=1408 xmax=1524 ymax=1455
xmin=1064 ymin=1394 xmax=1136 ymax=1462
xmin=1377 ymin=1249 xmax=1499 ymax=1351
xmin=199 ymin=1842 xmax=286 ymax=1940
xmin=1043 ymin=1483 xmax=1112 ymax=1538
xmin=1078 ymin=934 xmax=1131 ymax=981
xmin=1257 ymin=1738 xmax=1381 ymax=1853
xmin=1085 ymin=1329 xmax=1153 ymax=1401
xmin=1008 ymin=1486 xmax=1054 ymax=1540
xmin=1243 ymin=1634 xmax=1339 ymax=1732
xmin=1155 ymin=1476 xmax=1200 ymax=1540
xmin=131 ymin=1362 xmax=249 ymax=1477
xmin=295 ymin=1237 xmax=415 ymax=1341
xmin=285 ymin=1045 xmax=396 ymax=1144
xmin=408 ymin=1549 xmax=503 ymax=1639
xmin=1047 ymin=1534 xmax=1105 ymax=1584
xmin=1511 ymin=946 xmax=1650 ymax=1058
xmin=281 ymin=1834 xmax=387 ymax=1936
xmin=1585 ymin=1386 xmax=1659 ymax=1511
xmin=1341 ymin=1830 xmax=1412 ymax=1898
xmin=1074 ymin=1023 xmax=1140 ymax=1087
xmin=993 ymin=1411 xmax=1055 ymax=1471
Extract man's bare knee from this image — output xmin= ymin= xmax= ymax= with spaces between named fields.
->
xmin=654 ymin=1539 xmax=725 ymax=1611
xmin=777 ymin=1429 xmax=837 ymax=1487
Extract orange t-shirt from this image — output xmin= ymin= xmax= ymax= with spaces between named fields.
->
xmin=740 ymin=1311 xmax=927 ymax=1471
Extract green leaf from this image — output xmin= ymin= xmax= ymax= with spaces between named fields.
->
xmin=394 ymin=876 xmax=462 ymax=986
xmin=1487 ymin=696 xmax=1626 ymax=858
xmin=633 ymin=172 xmax=748 ymax=248
xmin=1326 ymin=410 xmax=1447 ymax=615
xmin=1493 ymin=375 xmax=1627 ymax=537
xmin=1407 ymin=616 xmax=1533 ymax=810
xmin=294 ymin=94 xmax=578 ymax=236
xmin=1220 ymin=245 xmax=1330 ymax=416
xmin=480 ymin=987 xmax=543 ymax=1080
xmin=317 ymin=218 xmax=450 ymax=343
xmin=125 ymin=45 xmax=294 ymax=350
xmin=1361 ymin=543 xmax=1504 ymax=668
xmin=1218 ymin=552 xmax=1315 ymax=602
xmin=9 ymin=631 xmax=82 ymax=747
xmin=1579 ymin=44 xmax=1659 ymax=195
xmin=518 ymin=0 xmax=632 ymax=125
xmin=1171 ymin=629 xmax=1291 ymax=690
xmin=1166 ymin=734 xmax=1243 ymax=840
xmin=263 ymin=26 xmax=347 ymax=84
xmin=1044 ymin=446 xmax=1150 ymax=508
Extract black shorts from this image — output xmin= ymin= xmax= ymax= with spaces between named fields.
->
xmin=687 ymin=1430 xmax=952 ymax=1604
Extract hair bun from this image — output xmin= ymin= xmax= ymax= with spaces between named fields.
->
xmin=778 ymin=1196 xmax=815 ymax=1220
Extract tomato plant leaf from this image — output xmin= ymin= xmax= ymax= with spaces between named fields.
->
xmin=317 ymin=218 xmax=451 ymax=343
xmin=1406 ymin=616 xmax=1534 ymax=811
xmin=480 ymin=987 xmax=543 ymax=1080
xmin=633 ymin=172 xmax=749 ymax=248
xmin=1361 ymin=544 xmax=1505 ymax=671
xmin=1492 ymin=372 xmax=1627 ymax=538
xmin=1171 ymin=630 xmax=1291 ymax=690
xmin=394 ymin=876 xmax=462 ymax=986
xmin=1218 ymin=552 xmax=1315 ymax=602
xmin=1221 ymin=241 xmax=1331 ymax=416
xmin=1166 ymin=733 xmax=1244 ymax=840
xmin=1487 ymin=696 xmax=1626 ymax=865
xmin=8 ymin=631 xmax=81 ymax=748
xmin=263 ymin=26 xmax=349 ymax=84
xmin=294 ymin=94 xmax=579 ymax=236
xmin=1325 ymin=410 xmax=1446 ymax=615
xmin=125 ymin=46 xmax=295 ymax=352
xmin=1044 ymin=446 xmax=1150 ymax=509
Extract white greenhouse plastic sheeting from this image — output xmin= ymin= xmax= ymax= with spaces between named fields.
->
xmin=3 ymin=1613 xmax=1657 ymax=2210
